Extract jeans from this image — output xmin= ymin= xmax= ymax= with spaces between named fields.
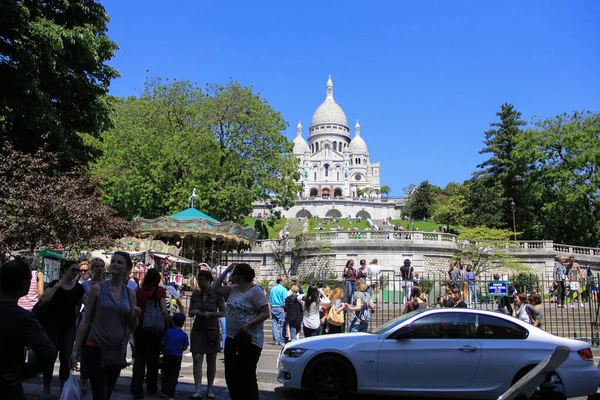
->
xmin=161 ymin=354 xmax=182 ymax=398
xmin=469 ymin=284 xmax=477 ymax=306
xmin=43 ymin=322 xmax=76 ymax=387
xmin=556 ymin=281 xmax=566 ymax=306
xmin=289 ymin=325 xmax=299 ymax=342
xmin=271 ymin=307 xmax=285 ymax=345
xmin=82 ymin=345 xmax=122 ymax=400
xmin=224 ymin=337 xmax=262 ymax=400
xmin=220 ymin=317 xmax=227 ymax=350
xmin=131 ymin=328 xmax=162 ymax=395
xmin=346 ymin=281 xmax=355 ymax=304
xmin=349 ymin=319 xmax=369 ymax=333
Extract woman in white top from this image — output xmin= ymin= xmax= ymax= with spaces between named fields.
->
xmin=297 ymin=285 xmax=330 ymax=337
xmin=513 ymin=292 xmax=531 ymax=324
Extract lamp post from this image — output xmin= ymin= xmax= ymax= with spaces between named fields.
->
xmin=511 ymin=200 xmax=517 ymax=241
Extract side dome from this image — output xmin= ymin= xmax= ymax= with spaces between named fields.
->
xmin=310 ymin=76 xmax=349 ymax=131
xmin=293 ymin=121 xmax=310 ymax=155
xmin=348 ymin=120 xmax=368 ymax=154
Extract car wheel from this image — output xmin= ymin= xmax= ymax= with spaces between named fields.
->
xmin=512 ymin=368 xmax=565 ymax=400
xmin=304 ymin=355 xmax=355 ymax=400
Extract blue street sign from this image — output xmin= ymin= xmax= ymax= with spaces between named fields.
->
xmin=488 ymin=281 xmax=508 ymax=297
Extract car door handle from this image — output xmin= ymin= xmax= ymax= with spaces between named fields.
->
xmin=459 ymin=345 xmax=477 ymax=352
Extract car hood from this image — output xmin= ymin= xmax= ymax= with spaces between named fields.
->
xmin=283 ymin=332 xmax=373 ymax=350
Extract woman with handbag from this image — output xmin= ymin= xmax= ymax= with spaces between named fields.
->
xmin=188 ymin=270 xmax=225 ymax=399
xmin=39 ymin=260 xmax=85 ymax=400
xmin=130 ymin=268 xmax=169 ymax=399
xmin=70 ymin=252 xmax=138 ymax=400
xmin=324 ymin=288 xmax=347 ymax=334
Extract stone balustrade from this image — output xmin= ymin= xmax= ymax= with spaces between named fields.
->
xmin=250 ymin=233 xmax=600 ymax=264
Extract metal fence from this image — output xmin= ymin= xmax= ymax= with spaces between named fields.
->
xmin=298 ymin=269 xmax=600 ymax=346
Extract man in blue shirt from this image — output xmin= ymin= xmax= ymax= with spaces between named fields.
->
xmin=269 ymin=276 xmax=288 ymax=345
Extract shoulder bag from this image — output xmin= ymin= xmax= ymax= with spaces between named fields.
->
xmin=327 ymin=304 xmax=344 ymax=326
xmin=143 ymin=287 xmax=166 ymax=336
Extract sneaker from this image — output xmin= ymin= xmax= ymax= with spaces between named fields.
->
xmin=571 ymin=304 xmax=575 ymax=308
xmin=581 ymin=303 xmax=585 ymax=308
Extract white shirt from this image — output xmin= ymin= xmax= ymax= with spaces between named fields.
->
xmin=297 ymin=294 xmax=330 ymax=330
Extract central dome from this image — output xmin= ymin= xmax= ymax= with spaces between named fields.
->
xmin=310 ymin=76 xmax=349 ymax=132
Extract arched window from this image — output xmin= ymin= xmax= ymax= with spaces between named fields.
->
xmin=333 ymin=141 xmax=337 ymax=151
xmin=315 ymin=142 xmax=319 ymax=152
xmin=337 ymin=171 xmax=340 ymax=180
xmin=324 ymin=163 xmax=329 ymax=177
xmin=314 ymin=171 xmax=317 ymax=180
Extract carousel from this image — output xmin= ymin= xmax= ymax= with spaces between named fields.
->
xmin=114 ymin=190 xmax=257 ymax=290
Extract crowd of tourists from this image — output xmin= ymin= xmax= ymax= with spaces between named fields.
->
xmin=1 ymin=256 xmax=269 ymax=400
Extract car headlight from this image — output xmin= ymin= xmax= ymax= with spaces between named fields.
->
xmin=283 ymin=348 xmax=308 ymax=358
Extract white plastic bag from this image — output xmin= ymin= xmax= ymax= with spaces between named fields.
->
xmin=59 ymin=375 xmax=82 ymax=400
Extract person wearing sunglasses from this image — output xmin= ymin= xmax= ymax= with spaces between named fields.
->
xmin=38 ymin=259 xmax=85 ymax=400
xmin=78 ymin=260 xmax=91 ymax=285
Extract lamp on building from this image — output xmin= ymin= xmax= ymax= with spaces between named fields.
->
xmin=510 ymin=200 xmax=517 ymax=241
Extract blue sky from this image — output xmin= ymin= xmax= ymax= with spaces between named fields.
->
xmin=102 ymin=0 xmax=599 ymax=196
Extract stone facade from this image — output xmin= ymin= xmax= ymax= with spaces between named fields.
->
xmin=251 ymin=76 xmax=403 ymax=221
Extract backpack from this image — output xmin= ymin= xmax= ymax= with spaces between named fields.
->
xmin=327 ymin=304 xmax=344 ymax=326
xmin=143 ymin=288 xmax=166 ymax=336
xmin=355 ymin=292 xmax=371 ymax=322
xmin=284 ymin=295 xmax=303 ymax=325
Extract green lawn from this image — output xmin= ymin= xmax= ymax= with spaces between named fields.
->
xmin=388 ymin=219 xmax=458 ymax=232
xmin=308 ymin=217 xmax=371 ymax=231
xmin=242 ymin=217 xmax=288 ymax=239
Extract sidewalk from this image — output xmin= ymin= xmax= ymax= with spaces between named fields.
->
xmin=23 ymin=376 xmax=282 ymax=400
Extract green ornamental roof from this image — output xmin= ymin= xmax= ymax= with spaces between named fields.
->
xmin=168 ymin=208 xmax=220 ymax=224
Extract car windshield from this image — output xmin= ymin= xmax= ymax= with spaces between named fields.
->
xmin=370 ymin=309 xmax=427 ymax=334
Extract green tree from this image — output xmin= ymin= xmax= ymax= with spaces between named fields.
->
xmin=475 ymin=103 xmax=527 ymax=229
xmin=380 ymin=185 xmax=391 ymax=197
xmin=515 ymin=111 xmax=600 ymax=246
xmin=456 ymin=226 xmax=528 ymax=275
xmin=432 ymin=192 xmax=467 ymax=227
xmin=462 ymin=177 xmax=505 ymax=228
xmin=403 ymin=180 xmax=434 ymax=219
xmin=90 ymin=78 xmax=300 ymax=221
xmin=0 ymin=0 xmax=119 ymax=165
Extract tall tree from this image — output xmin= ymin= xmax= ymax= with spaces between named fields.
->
xmin=0 ymin=0 xmax=119 ymax=165
xmin=0 ymin=144 xmax=131 ymax=250
xmin=403 ymin=180 xmax=434 ymax=219
xmin=476 ymin=103 xmax=527 ymax=229
xmin=91 ymin=78 xmax=300 ymax=221
xmin=515 ymin=111 xmax=600 ymax=246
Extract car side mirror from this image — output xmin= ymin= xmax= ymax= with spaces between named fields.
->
xmin=394 ymin=325 xmax=413 ymax=340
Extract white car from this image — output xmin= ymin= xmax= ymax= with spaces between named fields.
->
xmin=277 ymin=308 xmax=600 ymax=399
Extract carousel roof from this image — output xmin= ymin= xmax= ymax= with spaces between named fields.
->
xmin=169 ymin=208 xmax=220 ymax=224
xmin=134 ymin=207 xmax=257 ymax=247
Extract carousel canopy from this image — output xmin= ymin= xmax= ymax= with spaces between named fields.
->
xmin=169 ymin=208 xmax=220 ymax=224
xmin=134 ymin=207 xmax=257 ymax=248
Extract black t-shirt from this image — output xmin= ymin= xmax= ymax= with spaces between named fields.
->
xmin=400 ymin=265 xmax=413 ymax=280
xmin=284 ymin=295 xmax=303 ymax=326
xmin=0 ymin=300 xmax=55 ymax=389
xmin=46 ymin=280 xmax=85 ymax=327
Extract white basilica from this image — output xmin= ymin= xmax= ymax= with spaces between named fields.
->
xmin=252 ymin=76 xmax=400 ymax=220
xmin=293 ymin=76 xmax=381 ymax=199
